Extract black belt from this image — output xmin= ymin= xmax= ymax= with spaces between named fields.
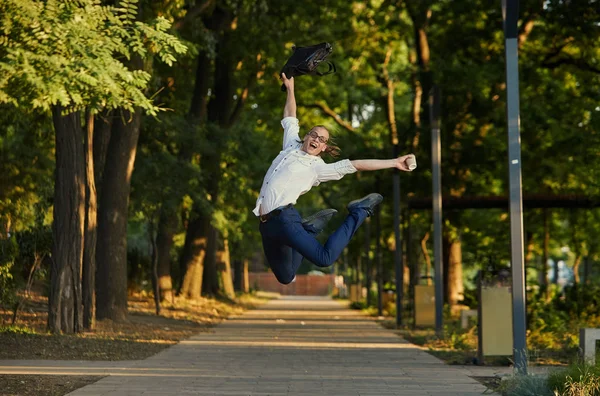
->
xmin=259 ymin=204 xmax=292 ymax=223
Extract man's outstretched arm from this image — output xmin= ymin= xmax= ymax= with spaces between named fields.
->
xmin=351 ymin=154 xmax=416 ymax=172
xmin=282 ymin=73 xmax=296 ymax=118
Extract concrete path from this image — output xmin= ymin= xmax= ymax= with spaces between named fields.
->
xmin=1 ymin=296 xmax=495 ymax=395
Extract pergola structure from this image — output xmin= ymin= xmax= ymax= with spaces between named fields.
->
xmin=408 ymin=195 xmax=600 ymax=210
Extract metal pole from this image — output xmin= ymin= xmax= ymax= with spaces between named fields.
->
xmin=376 ymin=204 xmax=383 ymax=316
xmin=429 ymin=86 xmax=444 ymax=334
xmin=393 ymin=145 xmax=403 ymax=327
xmin=365 ymin=217 xmax=372 ymax=307
xmin=502 ymin=0 xmax=528 ymax=375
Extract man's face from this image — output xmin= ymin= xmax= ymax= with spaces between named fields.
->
xmin=301 ymin=127 xmax=329 ymax=156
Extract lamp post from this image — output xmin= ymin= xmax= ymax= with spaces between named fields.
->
xmin=429 ymin=85 xmax=444 ymax=335
xmin=502 ymin=0 xmax=528 ymax=375
xmin=393 ymin=144 xmax=403 ymax=327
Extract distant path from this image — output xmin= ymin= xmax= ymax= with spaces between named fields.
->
xmin=1 ymin=296 xmax=494 ymax=395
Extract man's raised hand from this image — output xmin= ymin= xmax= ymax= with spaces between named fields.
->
xmin=281 ymin=72 xmax=294 ymax=92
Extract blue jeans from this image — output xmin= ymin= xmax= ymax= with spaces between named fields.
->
xmin=259 ymin=205 xmax=369 ymax=285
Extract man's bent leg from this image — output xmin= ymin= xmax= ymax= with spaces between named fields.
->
xmin=288 ymin=220 xmax=321 ymax=273
xmin=259 ymin=222 xmax=297 ymax=285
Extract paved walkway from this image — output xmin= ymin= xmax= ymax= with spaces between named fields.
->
xmin=1 ymin=296 xmax=497 ymax=395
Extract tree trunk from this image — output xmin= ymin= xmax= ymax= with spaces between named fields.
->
xmin=242 ymin=259 xmax=249 ymax=293
xmin=552 ymin=259 xmax=559 ymax=285
xmin=443 ymin=236 xmax=464 ymax=306
xmin=178 ymin=6 xmax=256 ymax=299
xmin=420 ymin=232 xmax=432 ymax=285
xmin=202 ymin=225 xmax=220 ymax=296
xmin=96 ymin=109 xmax=142 ymax=322
xmin=49 ymin=107 xmax=85 ymax=334
xmin=217 ymin=238 xmax=235 ymax=299
xmin=92 ymin=112 xmax=112 ymax=196
xmin=188 ymin=51 xmax=211 ymax=122
xmin=233 ymin=259 xmax=249 ymax=293
xmin=364 ymin=218 xmax=372 ymax=306
xmin=573 ymin=254 xmax=582 ymax=284
xmin=155 ymin=209 xmax=177 ymax=302
xmin=375 ymin=205 xmax=383 ymax=316
xmin=179 ymin=216 xmax=207 ymax=299
xmin=542 ymin=209 xmax=550 ymax=294
xmin=233 ymin=259 xmax=242 ymax=291
xmin=583 ymin=254 xmax=592 ymax=285
xmin=149 ymin=222 xmax=160 ymax=315
xmin=406 ymin=3 xmax=432 ymax=151
xmin=82 ymin=112 xmax=97 ymax=330
xmin=525 ymin=231 xmax=534 ymax=269
xmin=177 ymin=21 xmax=230 ymax=298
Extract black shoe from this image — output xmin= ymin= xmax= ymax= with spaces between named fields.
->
xmin=302 ymin=209 xmax=338 ymax=234
xmin=347 ymin=193 xmax=383 ymax=216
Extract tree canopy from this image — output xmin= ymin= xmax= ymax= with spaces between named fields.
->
xmin=1 ymin=0 xmax=599 ymax=334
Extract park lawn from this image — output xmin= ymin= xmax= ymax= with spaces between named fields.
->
xmin=0 ymin=290 xmax=275 ymax=396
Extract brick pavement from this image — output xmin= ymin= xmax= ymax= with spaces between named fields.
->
xmin=1 ymin=296 xmax=495 ymax=395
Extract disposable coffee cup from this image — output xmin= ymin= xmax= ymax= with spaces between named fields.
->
xmin=406 ymin=155 xmax=417 ymax=171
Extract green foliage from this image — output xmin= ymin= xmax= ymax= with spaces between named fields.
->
xmin=548 ymin=363 xmax=600 ymax=396
xmin=0 ymin=106 xmax=54 ymax=233
xmin=0 ymin=227 xmax=51 ymax=308
xmin=496 ymin=374 xmax=553 ymax=396
xmin=0 ymin=236 xmax=19 ymax=308
xmin=562 ymin=375 xmax=600 ymax=396
xmin=0 ymin=0 xmax=187 ymax=115
xmin=0 ymin=325 xmax=36 ymax=335
xmin=13 ymin=226 xmax=52 ymax=276
xmin=1 ymin=0 xmax=599 ymax=305
xmin=497 ymin=363 xmax=600 ymax=396
xmin=527 ymin=285 xmax=600 ymax=353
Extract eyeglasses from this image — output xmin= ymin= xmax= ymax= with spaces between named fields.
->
xmin=308 ymin=130 xmax=328 ymax=144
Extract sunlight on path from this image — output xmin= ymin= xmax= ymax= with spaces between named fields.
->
xmin=1 ymin=296 xmax=495 ymax=395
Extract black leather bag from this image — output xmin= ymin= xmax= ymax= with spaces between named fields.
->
xmin=280 ymin=42 xmax=336 ymax=91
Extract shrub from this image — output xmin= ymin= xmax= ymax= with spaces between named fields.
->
xmin=0 ymin=236 xmax=20 ymax=310
xmin=497 ymin=374 xmax=553 ymax=396
xmin=548 ymin=363 xmax=600 ymax=396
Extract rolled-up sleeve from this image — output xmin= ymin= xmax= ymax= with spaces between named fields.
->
xmin=281 ymin=117 xmax=300 ymax=150
xmin=314 ymin=159 xmax=357 ymax=183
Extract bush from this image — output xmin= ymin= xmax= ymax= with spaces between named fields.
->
xmin=496 ymin=362 xmax=600 ymax=396
xmin=548 ymin=362 xmax=600 ymax=396
xmin=527 ymin=285 xmax=600 ymax=355
xmin=0 ymin=325 xmax=36 ymax=335
xmin=0 ymin=236 xmax=20 ymax=309
xmin=497 ymin=374 xmax=553 ymax=396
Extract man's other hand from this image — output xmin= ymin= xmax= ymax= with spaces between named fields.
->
xmin=396 ymin=154 xmax=416 ymax=171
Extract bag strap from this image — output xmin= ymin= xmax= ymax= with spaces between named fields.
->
xmin=309 ymin=61 xmax=336 ymax=76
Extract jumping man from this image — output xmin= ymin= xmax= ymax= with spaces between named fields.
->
xmin=254 ymin=73 xmax=415 ymax=284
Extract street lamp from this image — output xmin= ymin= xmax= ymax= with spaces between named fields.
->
xmin=501 ymin=0 xmax=528 ymax=375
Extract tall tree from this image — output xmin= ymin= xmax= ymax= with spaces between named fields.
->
xmin=0 ymin=0 xmax=185 ymax=331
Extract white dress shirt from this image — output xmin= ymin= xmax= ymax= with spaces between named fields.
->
xmin=253 ymin=117 xmax=357 ymax=216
